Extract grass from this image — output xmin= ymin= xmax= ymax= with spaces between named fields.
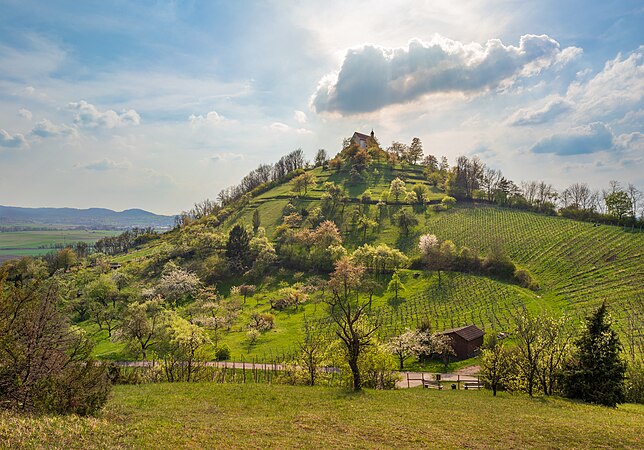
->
xmin=0 ymin=229 xmax=119 ymax=258
xmin=1 ymin=383 xmax=642 ymax=449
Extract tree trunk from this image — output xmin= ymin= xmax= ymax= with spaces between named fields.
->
xmin=349 ymin=357 xmax=361 ymax=391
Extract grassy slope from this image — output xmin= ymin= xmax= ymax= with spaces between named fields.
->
xmin=1 ymin=383 xmax=643 ymax=449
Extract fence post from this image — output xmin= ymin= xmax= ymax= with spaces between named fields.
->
xmin=407 ymin=372 xmax=410 ymax=389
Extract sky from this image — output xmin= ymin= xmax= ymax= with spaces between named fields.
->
xmin=0 ymin=0 xmax=642 ymax=215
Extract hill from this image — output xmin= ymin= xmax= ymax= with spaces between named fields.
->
xmin=2 ymin=383 xmax=642 ymax=449
xmin=0 ymin=205 xmax=174 ymax=229
xmin=98 ymin=161 xmax=642 ymax=360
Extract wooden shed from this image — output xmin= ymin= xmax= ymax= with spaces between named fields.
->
xmin=438 ymin=324 xmax=485 ymax=360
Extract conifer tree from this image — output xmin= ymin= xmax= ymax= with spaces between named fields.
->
xmin=562 ymin=302 xmax=626 ymax=407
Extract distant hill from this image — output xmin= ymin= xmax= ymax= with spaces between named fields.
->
xmin=0 ymin=205 xmax=175 ymax=229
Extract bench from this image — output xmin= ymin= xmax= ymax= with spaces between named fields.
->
xmin=422 ymin=380 xmax=443 ymax=389
xmin=463 ymin=381 xmax=483 ymax=390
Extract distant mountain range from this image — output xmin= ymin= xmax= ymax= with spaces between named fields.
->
xmin=0 ymin=205 xmax=175 ymax=229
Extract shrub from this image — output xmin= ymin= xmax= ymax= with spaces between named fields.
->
xmin=215 ymin=344 xmax=231 ymax=361
xmin=0 ymin=276 xmax=111 ymax=415
xmin=514 ymin=268 xmax=539 ymax=290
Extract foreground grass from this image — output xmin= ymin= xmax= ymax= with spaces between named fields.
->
xmin=2 ymin=383 xmax=642 ymax=449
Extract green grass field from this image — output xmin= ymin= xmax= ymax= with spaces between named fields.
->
xmin=0 ymin=229 xmax=119 ymax=259
xmin=1 ymin=383 xmax=642 ymax=449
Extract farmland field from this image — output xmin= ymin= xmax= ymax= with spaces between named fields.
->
xmin=0 ymin=230 xmax=119 ymax=260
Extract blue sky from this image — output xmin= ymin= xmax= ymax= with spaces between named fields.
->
xmin=0 ymin=0 xmax=642 ymax=214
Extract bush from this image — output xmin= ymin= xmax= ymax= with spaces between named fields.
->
xmin=0 ymin=276 xmax=111 ymax=415
xmin=514 ymin=268 xmax=539 ymax=290
xmin=215 ymin=345 xmax=231 ymax=361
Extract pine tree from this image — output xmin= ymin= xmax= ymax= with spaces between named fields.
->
xmin=562 ymin=302 xmax=626 ymax=407
xmin=226 ymin=225 xmax=251 ymax=272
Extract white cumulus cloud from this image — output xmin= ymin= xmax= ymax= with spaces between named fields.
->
xmin=189 ymin=111 xmax=228 ymax=126
xmin=31 ymin=119 xmax=77 ymax=138
xmin=0 ymin=129 xmax=27 ymax=148
xmin=312 ymin=34 xmax=580 ymax=114
xmin=67 ymin=100 xmax=141 ymax=128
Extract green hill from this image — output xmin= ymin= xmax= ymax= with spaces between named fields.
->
xmin=99 ymin=161 xmax=642 ymax=360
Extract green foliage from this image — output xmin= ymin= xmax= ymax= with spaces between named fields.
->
xmin=215 ymin=344 xmax=231 ymax=361
xmin=226 ymin=224 xmax=251 ymax=271
xmin=563 ymin=302 xmax=627 ymax=407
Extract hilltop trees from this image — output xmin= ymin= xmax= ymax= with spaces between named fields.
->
xmin=562 ymin=303 xmax=626 ymax=407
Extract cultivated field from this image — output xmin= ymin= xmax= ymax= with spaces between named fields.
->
xmin=0 ymin=229 xmax=119 ymax=260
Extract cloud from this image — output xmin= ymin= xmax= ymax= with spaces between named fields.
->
xmin=294 ymin=110 xmax=307 ymax=123
xmin=189 ymin=111 xmax=228 ymax=126
xmin=266 ymin=122 xmax=312 ymax=134
xmin=67 ymin=100 xmax=141 ymax=128
xmin=531 ymin=122 xmax=614 ymax=155
xmin=566 ymin=47 xmax=643 ymax=122
xmin=31 ymin=119 xmax=77 ymax=138
xmin=508 ymin=97 xmax=571 ymax=126
xmin=312 ymin=34 xmax=580 ymax=114
xmin=209 ymin=152 xmax=244 ymax=162
xmin=614 ymin=132 xmax=644 ymax=152
xmin=18 ymin=108 xmax=32 ymax=120
xmin=0 ymin=129 xmax=27 ymax=148
xmin=81 ymin=158 xmax=132 ymax=171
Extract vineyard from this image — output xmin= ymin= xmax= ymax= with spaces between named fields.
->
xmin=374 ymin=272 xmax=538 ymax=336
xmin=423 ymin=205 xmax=644 ymax=331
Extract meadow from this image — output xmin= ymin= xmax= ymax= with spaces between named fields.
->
xmin=1 ymin=383 xmax=642 ymax=449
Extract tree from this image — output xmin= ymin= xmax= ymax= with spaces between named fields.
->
xmin=395 ymin=209 xmax=418 ymax=236
xmin=512 ymin=309 xmax=547 ymax=396
xmin=412 ymin=184 xmax=428 ymax=205
xmin=298 ymin=317 xmax=328 ymax=386
xmin=226 ymin=224 xmax=251 ymax=271
xmin=156 ymin=314 xmax=210 ymax=382
xmin=252 ymin=209 xmax=261 ymax=232
xmin=156 ymin=266 xmax=202 ymax=305
xmin=357 ymin=214 xmax=377 ymax=243
xmin=116 ymin=297 xmax=166 ymax=360
xmin=238 ymin=284 xmax=256 ymax=304
xmin=314 ymin=149 xmax=328 ymax=167
xmin=389 ymin=177 xmax=407 ymax=204
xmin=604 ymin=190 xmax=633 ymax=222
xmin=480 ymin=333 xmax=511 ymax=396
xmin=562 ymin=302 xmax=626 ymax=407
xmin=326 ymin=257 xmax=379 ymax=391
xmin=292 ymin=171 xmax=316 ymax=195
xmin=0 ymin=273 xmax=111 ymax=415
xmin=387 ymin=329 xmax=424 ymax=370
xmin=408 ymin=137 xmax=423 ymax=164
xmin=387 ymin=271 xmax=405 ymax=303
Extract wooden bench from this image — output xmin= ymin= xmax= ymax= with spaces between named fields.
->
xmin=463 ymin=381 xmax=483 ymax=390
xmin=422 ymin=380 xmax=443 ymax=389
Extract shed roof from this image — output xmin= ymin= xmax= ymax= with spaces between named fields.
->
xmin=439 ymin=324 xmax=485 ymax=341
